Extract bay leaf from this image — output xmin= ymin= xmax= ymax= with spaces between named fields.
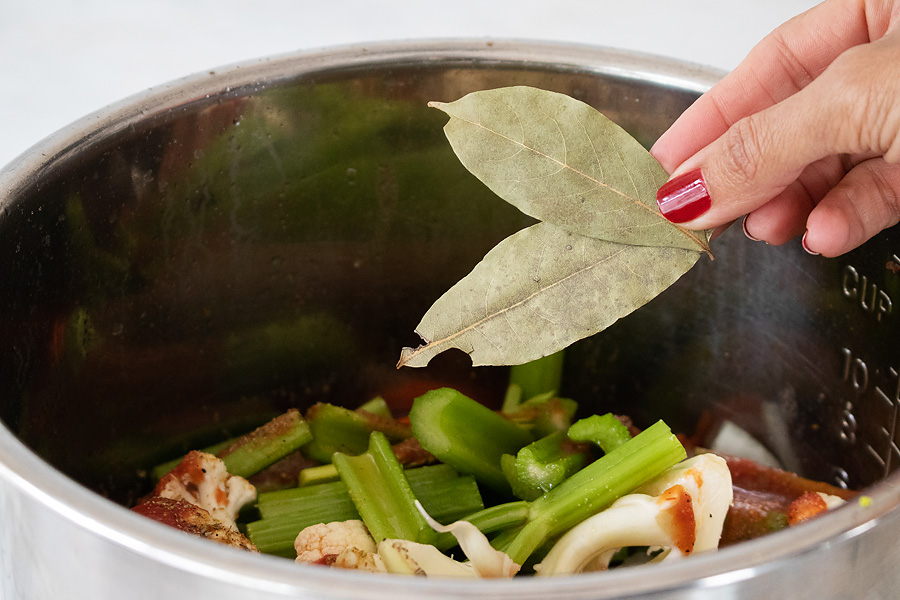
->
xmin=398 ymin=222 xmax=700 ymax=368
xmin=428 ymin=86 xmax=710 ymax=254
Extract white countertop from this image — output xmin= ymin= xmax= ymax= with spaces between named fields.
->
xmin=0 ymin=0 xmax=818 ymax=168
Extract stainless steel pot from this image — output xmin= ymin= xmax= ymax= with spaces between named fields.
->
xmin=0 ymin=41 xmax=897 ymax=600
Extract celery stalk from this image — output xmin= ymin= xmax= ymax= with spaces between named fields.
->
xmin=509 ymin=350 xmax=565 ymax=400
xmin=219 ymin=409 xmax=312 ymax=478
xmin=503 ymin=431 xmax=589 ymax=501
xmin=303 ymin=402 xmax=410 ymax=463
xmin=333 ymin=432 xmax=435 ymax=544
xmin=247 ymin=465 xmax=482 ymax=556
xmin=410 ymin=388 xmax=531 ymax=493
xmin=501 ymin=383 xmax=524 ymax=413
xmin=152 ymin=409 xmax=313 ymax=481
xmin=568 ymin=413 xmax=632 ymax=453
xmin=503 ymin=420 xmax=686 ymax=565
xmin=298 ymin=463 xmax=340 ymax=486
xmin=357 ymin=396 xmax=392 ymax=418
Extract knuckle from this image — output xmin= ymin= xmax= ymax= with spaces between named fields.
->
xmin=824 ymin=44 xmax=900 ymax=154
xmin=717 ymin=115 xmax=764 ymax=188
xmin=865 ymin=165 xmax=900 ymax=223
xmin=769 ymin=28 xmax=816 ymax=91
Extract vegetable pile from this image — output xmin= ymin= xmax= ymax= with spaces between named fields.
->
xmin=133 ymin=354 xmax=851 ymax=577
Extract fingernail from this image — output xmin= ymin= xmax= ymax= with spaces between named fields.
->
xmin=742 ymin=215 xmax=761 ymax=242
xmin=801 ymin=230 xmax=819 ymax=255
xmin=656 ymin=169 xmax=711 ymax=224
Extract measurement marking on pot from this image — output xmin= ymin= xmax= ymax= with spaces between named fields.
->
xmin=840 ymin=347 xmax=900 ymax=478
xmin=842 ymin=264 xmax=893 ymax=321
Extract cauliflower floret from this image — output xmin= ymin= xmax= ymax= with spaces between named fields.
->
xmin=155 ymin=450 xmax=256 ymax=529
xmin=294 ymin=520 xmax=384 ymax=572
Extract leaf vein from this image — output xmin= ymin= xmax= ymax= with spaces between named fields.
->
xmin=405 ymin=243 xmax=629 ymax=360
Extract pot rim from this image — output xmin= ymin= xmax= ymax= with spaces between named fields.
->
xmin=1 ymin=39 xmax=898 ymax=599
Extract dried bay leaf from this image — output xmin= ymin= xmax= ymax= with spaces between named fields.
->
xmin=398 ymin=222 xmax=700 ymax=368
xmin=428 ymin=86 xmax=710 ymax=254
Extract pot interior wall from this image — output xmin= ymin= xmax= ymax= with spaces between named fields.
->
xmin=0 ymin=58 xmax=897 ymax=505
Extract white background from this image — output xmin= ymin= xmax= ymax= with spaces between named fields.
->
xmin=0 ymin=0 xmax=820 ymax=168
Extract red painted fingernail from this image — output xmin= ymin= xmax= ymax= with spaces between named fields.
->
xmin=742 ymin=215 xmax=761 ymax=242
xmin=656 ymin=169 xmax=711 ymax=223
xmin=801 ymin=230 xmax=819 ymax=255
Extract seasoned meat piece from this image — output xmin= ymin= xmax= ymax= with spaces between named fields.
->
xmin=720 ymin=455 xmax=854 ymax=545
xmin=391 ymin=437 xmax=437 ymax=467
xmin=133 ymin=496 xmax=257 ymax=551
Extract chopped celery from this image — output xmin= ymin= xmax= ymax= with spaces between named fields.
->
xmin=302 ymin=402 xmax=410 ymax=463
xmin=568 ymin=413 xmax=632 ymax=453
xmin=151 ymin=409 xmax=313 ymax=481
xmin=249 ymin=464 xmax=481 ymax=557
xmin=357 ymin=396 xmax=392 ymax=418
xmin=410 ymin=388 xmax=531 ymax=494
xmin=334 ymin=432 xmax=435 ymax=544
xmin=219 ymin=409 xmax=312 ymax=478
xmin=298 ymin=463 xmax=340 ymax=486
xmin=502 ymin=420 xmax=686 ymax=565
xmin=503 ymin=431 xmax=589 ymax=501
xmin=501 ymin=383 xmax=524 ymax=414
xmin=260 ymin=464 xmax=470 ymax=518
xmin=509 ymin=350 xmax=565 ymax=400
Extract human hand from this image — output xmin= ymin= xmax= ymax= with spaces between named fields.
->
xmin=652 ymin=0 xmax=900 ymax=257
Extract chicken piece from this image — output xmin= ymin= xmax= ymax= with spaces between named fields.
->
xmin=535 ymin=453 xmax=733 ymax=576
xmin=391 ymin=437 xmax=437 ymax=468
xmin=155 ymin=450 xmax=256 ymax=529
xmin=787 ymin=491 xmax=846 ymax=526
xmin=720 ymin=455 xmax=854 ymax=545
xmin=294 ymin=520 xmax=384 ymax=572
xmin=132 ymin=496 xmax=257 ymax=551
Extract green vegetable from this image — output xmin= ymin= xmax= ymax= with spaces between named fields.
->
xmin=503 ymin=420 xmax=685 ymax=565
xmin=509 ymin=350 xmax=565 ymax=400
xmin=151 ymin=409 xmax=314 ymax=481
xmin=501 ymin=383 xmax=524 ymax=414
xmin=297 ymin=464 xmax=340 ymax=486
xmin=568 ymin=413 xmax=632 ymax=453
xmin=502 ymin=431 xmax=588 ymax=501
xmin=249 ymin=464 xmax=482 ymax=557
xmin=246 ymin=481 xmax=357 ymax=556
xmin=357 ymin=396 xmax=392 ymax=418
xmin=397 ymin=87 xmax=710 ymax=369
xmin=334 ymin=432 xmax=435 ymax=544
xmin=409 ymin=388 xmax=532 ymax=493
xmin=219 ymin=409 xmax=312 ymax=478
xmin=302 ymin=402 xmax=410 ymax=463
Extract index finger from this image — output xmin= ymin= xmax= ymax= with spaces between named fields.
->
xmin=651 ymin=0 xmax=876 ymax=172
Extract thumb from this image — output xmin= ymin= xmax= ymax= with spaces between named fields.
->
xmin=655 ymin=38 xmax=900 ymax=230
